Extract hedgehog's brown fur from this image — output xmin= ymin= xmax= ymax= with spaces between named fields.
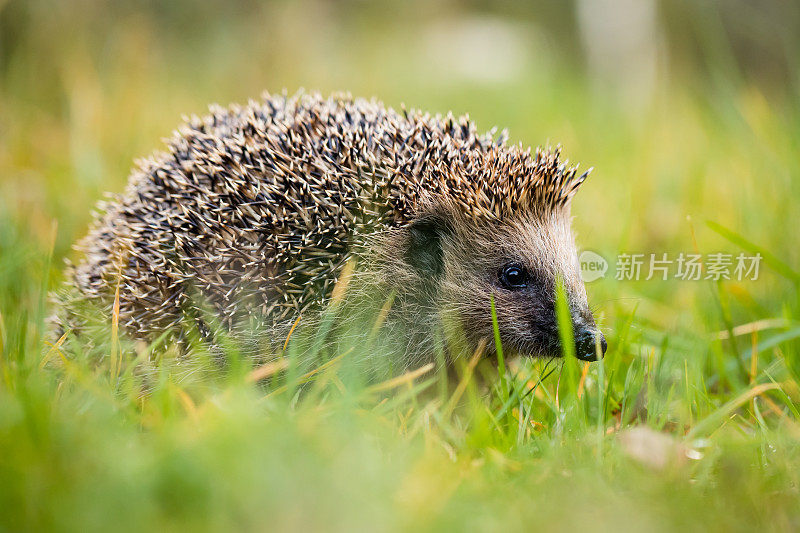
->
xmin=55 ymin=91 xmax=600 ymax=364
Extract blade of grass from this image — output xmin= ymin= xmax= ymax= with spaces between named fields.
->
xmin=367 ymin=363 xmax=434 ymax=394
xmin=110 ymin=282 xmax=121 ymax=384
xmin=0 ymin=308 xmax=4 ymax=359
xmin=40 ymin=329 xmax=69 ymax=369
xmin=713 ymin=280 xmax=749 ymax=380
xmin=283 ymin=315 xmax=302 ymax=351
xmin=490 ymin=294 xmax=508 ymax=404
xmin=496 ymin=360 xmax=558 ymax=420
xmin=247 ymin=358 xmax=290 ymax=383
xmin=266 ymin=351 xmax=350 ymax=398
xmin=555 ymin=277 xmax=575 ymax=360
xmin=443 ymin=339 xmax=486 ymax=417
xmin=687 ymin=382 xmax=782 ymax=439
xmin=707 ymin=220 xmax=800 ymax=283
xmin=577 ymin=361 xmax=590 ymax=399
xmin=742 ymin=327 xmax=800 ymax=362
xmin=716 ymin=318 xmax=794 ymax=339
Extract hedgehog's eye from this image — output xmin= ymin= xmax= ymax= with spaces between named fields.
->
xmin=498 ymin=263 xmax=529 ymax=290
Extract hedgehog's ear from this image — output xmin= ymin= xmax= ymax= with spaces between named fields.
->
xmin=406 ymin=215 xmax=450 ymax=277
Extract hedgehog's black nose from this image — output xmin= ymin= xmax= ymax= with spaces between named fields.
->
xmin=574 ymin=329 xmax=607 ymax=361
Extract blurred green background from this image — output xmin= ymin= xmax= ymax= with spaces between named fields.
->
xmin=2 ymin=0 xmax=799 ymax=327
xmin=2 ymin=1 xmax=800 ymax=531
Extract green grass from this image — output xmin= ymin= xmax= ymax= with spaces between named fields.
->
xmin=3 ymin=1 xmax=800 ymax=531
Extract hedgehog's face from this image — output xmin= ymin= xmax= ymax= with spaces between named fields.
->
xmin=406 ymin=209 xmax=606 ymax=361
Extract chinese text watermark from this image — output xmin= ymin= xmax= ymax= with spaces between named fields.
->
xmin=579 ymin=251 xmax=762 ymax=282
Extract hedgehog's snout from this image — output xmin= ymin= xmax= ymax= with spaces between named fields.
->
xmin=573 ymin=328 xmax=607 ymax=361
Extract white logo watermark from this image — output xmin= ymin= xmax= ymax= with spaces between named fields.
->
xmin=579 ymin=250 xmax=609 ymax=282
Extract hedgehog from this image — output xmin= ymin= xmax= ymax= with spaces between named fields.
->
xmin=53 ymin=91 xmax=606 ymax=367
